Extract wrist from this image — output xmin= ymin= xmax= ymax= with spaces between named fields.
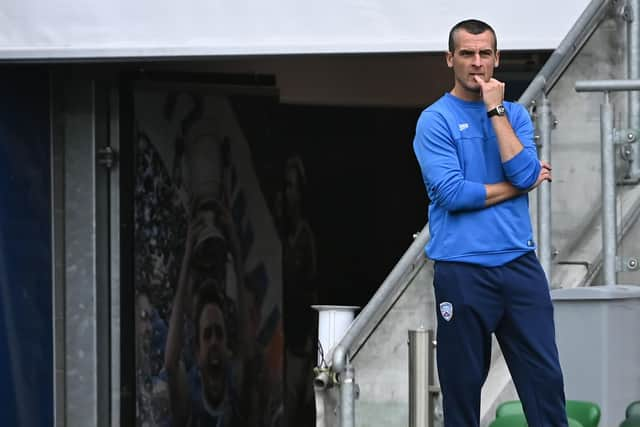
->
xmin=487 ymin=104 xmax=506 ymax=118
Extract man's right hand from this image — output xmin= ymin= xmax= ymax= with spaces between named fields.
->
xmin=529 ymin=160 xmax=552 ymax=191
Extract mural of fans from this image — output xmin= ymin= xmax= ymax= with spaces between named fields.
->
xmin=163 ymin=97 xmax=256 ymax=427
xmin=276 ymin=155 xmax=318 ymax=427
xmin=134 ymin=85 xmax=284 ymax=427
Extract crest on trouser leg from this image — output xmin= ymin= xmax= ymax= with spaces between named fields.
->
xmin=439 ymin=302 xmax=453 ymax=321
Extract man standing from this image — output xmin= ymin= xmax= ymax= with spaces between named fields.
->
xmin=413 ymin=19 xmax=567 ymax=426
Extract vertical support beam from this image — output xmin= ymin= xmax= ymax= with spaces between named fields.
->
xmin=409 ymin=328 xmax=432 ymax=427
xmin=108 ymin=85 xmax=121 ymax=427
xmin=537 ymin=95 xmax=553 ymax=282
xmin=601 ymin=92 xmax=618 ymax=286
xmin=60 ymin=76 xmax=99 ymax=426
xmin=94 ymin=82 xmax=112 ymax=427
xmin=340 ymin=360 xmax=356 ymax=427
xmin=51 ymin=72 xmax=67 ymax=427
xmin=628 ymin=0 xmax=640 ymax=177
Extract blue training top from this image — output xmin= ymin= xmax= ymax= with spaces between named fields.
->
xmin=413 ymin=93 xmax=541 ymax=267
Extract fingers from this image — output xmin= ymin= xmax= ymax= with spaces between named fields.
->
xmin=539 ymin=167 xmax=552 ymax=183
xmin=474 ymin=77 xmax=504 ymax=109
xmin=473 ymin=75 xmax=486 ymax=86
xmin=540 ymin=160 xmax=552 ymax=170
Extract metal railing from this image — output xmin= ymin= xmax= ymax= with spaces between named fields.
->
xmin=319 ymin=226 xmax=429 ymax=427
xmin=518 ymin=0 xmax=612 ymax=107
xmin=517 ymin=0 xmax=614 ymax=279
xmin=575 ymin=79 xmax=640 ymax=285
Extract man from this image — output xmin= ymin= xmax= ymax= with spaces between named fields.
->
xmin=164 ymin=204 xmax=253 ymax=427
xmin=412 ymin=19 xmax=567 ymax=426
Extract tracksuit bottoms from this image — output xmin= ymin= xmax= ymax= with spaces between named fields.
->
xmin=433 ymin=251 xmax=567 ymax=427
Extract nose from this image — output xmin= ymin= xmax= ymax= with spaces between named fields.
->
xmin=472 ymin=53 xmax=482 ymax=67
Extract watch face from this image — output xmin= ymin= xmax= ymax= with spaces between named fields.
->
xmin=496 ymin=105 xmax=506 ymax=115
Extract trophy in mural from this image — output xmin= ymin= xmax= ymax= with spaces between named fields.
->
xmin=182 ymin=118 xmax=231 ymax=277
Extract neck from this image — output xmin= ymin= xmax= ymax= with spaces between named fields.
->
xmin=450 ymin=86 xmax=482 ymax=102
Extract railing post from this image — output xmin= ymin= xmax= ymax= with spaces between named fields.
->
xmin=575 ymin=79 xmax=640 ymax=285
xmin=601 ymin=91 xmax=618 ymax=286
xmin=340 ymin=359 xmax=356 ymax=427
xmin=628 ymin=0 xmax=640 ymax=177
xmin=537 ymin=94 xmax=553 ymax=281
xmin=409 ymin=328 xmax=437 ymax=427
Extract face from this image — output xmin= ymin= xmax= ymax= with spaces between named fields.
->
xmin=284 ymin=167 xmax=301 ymax=209
xmin=446 ymin=29 xmax=499 ymax=101
xmin=197 ymin=303 xmax=229 ymax=406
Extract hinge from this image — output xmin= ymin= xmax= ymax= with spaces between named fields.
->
xmin=97 ymin=146 xmax=117 ymax=169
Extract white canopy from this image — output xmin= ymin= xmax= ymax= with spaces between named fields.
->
xmin=0 ymin=0 xmax=590 ymax=60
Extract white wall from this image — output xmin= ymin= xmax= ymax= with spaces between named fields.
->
xmin=0 ymin=0 xmax=589 ymax=60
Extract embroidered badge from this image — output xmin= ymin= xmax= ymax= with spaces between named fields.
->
xmin=439 ymin=302 xmax=453 ymax=322
xmin=458 ymin=123 xmax=469 ymax=131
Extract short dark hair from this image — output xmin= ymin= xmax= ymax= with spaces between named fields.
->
xmin=448 ymin=19 xmax=497 ymax=53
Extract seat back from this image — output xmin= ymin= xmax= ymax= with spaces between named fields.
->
xmin=489 ymin=414 xmax=528 ymax=427
xmin=627 ymin=401 xmax=640 ymax=419
xmin=495 ymin=399 xmax=599 ymax=427
xmin=490 ymin=414 xmax=584 ymax=427
xmin=495 ymin=401 xmax=524 ymax=418
xmin=566 ymin=400 xmax=601 ymax=427
xmin=620 ymin=418 xmax=640 ymax=427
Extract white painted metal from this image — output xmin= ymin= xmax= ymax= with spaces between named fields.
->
xmin=0 ymin=0 xmax=590 ymax=60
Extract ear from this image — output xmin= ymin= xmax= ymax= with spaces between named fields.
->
xmin=494 ymin=50 xmax=500 ymax=68
xmin=446 ymin=51 xmax=453 ymax=68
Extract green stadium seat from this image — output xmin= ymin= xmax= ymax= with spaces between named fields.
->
xmin=565 ymin=400 xmax=601 ymax=427
xmin=627 ymin=401 xmax=640 ymax=419
xmin=496 ymin=401 xmax=524 ymax=418
xmin=619 ymin=417 xmax=640 ymax=427
xmin=489 ymin=413 xmax=584 ymax=427
xmin=495 ymin=399 xmax=600 ymax=427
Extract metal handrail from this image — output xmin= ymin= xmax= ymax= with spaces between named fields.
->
xmin=518 ymin=0 xmax=612 ymax=107
xmin=329 ymin=225 xmax=430 ymax=373
xmin=574 ymin=79 xmax=640 ymax=285
xmin=516 ymin=0 xmax=612 ymax=280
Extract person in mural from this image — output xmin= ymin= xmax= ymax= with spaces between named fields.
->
xmin=163 ymin=196 xmax=255 ymax=427
xmin=275 ymin=155 xmax=318 ymax=427
xmin=412 ymin=19 xmax=566 ymax=427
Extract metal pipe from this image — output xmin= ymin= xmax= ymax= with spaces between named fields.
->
xmin=629 ymin=0 xmax=640 ymax=177
xmin=340 ymin=360 xmax=356 ymax=427
xmin=601 ymin=92 xmax=618 ymax=286
xmin=518 ymin=0 xmax=611 ymax=106
xmin=537 ymin=95 xmax=553 ymax=281
xmin=331 ymin=225 xmax=430 ymax=373
xmin=409 ymin=329 xmax=432 ymax=427
xmin=576 ymin=79 xmax=640 ymax=92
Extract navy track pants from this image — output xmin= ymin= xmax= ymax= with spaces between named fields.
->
xmin=433 ymin=252 xmax=567 ymax=427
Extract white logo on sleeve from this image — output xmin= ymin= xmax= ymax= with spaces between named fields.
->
xmin=439 ymin=302 xmax=453 ymax=321
xmin=458 ymin=123 xmax=469 ymax=131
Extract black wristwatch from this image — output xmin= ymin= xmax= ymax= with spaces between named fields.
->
xmin=487 ymin=104 xmax=506 ymax=118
